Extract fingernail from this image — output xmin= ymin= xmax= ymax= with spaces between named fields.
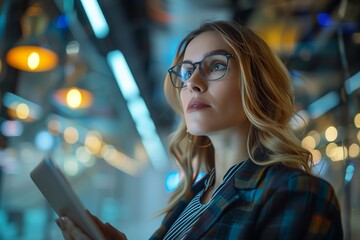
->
xmin=55 ymin=219 xmax=63 ymax=229
xmin=59 ymin=217 xmax=68 ymax=226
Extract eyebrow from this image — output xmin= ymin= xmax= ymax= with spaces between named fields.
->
xmin=183 ymin=49 xmax=231 ymax=63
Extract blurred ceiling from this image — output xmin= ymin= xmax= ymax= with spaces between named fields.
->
xmin=0 ymin=0 xmax=359 ymax=175
xmin=1 ymin=1 xmax=360 ymax=238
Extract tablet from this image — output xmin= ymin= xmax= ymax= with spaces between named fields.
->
xmin=30 ymin=158 xmax=106 ymax=240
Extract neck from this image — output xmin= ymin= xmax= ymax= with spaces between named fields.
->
xmin=208 ymin=123 xmax=250 ymax=188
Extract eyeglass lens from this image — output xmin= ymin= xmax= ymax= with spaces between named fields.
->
xmin=170 ymin=54 xmax=230 ymax=88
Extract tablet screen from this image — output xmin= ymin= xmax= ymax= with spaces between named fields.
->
xmin=30 ymin=158 xmax=106 ymax=240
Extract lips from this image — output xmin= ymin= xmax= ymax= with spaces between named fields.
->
xmin=187 ymin=99 xmax=211 ymax=112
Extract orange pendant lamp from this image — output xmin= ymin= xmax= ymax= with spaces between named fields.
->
xmin=54 ymin=87 xmax=93 ymax=109
xmin=5 ymin=5 xmax=58 ymax=72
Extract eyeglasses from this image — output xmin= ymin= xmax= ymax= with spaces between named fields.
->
xmin=168 ymin=53 xmax=234 ymax=89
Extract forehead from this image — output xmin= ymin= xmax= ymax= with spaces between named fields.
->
xmin=184 ymin=31 xmax=232 ymax=61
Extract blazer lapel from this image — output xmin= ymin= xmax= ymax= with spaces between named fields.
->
xmin=150 ymin=152 xmax=269 ymax=240
xmin=184 ymin=183 xmax=243 ymax=239
xmin=184 ymin=159 xmax=268 ymax=239
xmin=150 ymin=176 xmax=208 ymax=240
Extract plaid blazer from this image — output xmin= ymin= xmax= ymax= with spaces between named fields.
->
xmin=150 ymin=159 xmax=343 ymax=240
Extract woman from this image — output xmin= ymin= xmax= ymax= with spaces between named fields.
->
xmin=57 ymin=20 xmax=343 ymax=239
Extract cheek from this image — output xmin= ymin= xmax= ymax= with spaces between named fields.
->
xmin=212 ymin=82 xmax=245 ymax=122
xmin=213 ymin=84 xmax=241 ymax=107
xmin=180 ymin=91 xmax=189 ymax=111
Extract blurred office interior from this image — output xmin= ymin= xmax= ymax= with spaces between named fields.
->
xmin=0 ymin=0 xmax=359 ymax=239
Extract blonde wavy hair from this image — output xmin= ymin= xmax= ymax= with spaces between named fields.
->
xmin=162 ymin=21 xmax=313 ymax=214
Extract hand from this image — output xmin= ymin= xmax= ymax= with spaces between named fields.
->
xmin=55 ymin=211 xmax=127 ymax=240
xmin=56 ymin=216 xmax=91 ymax=240
xmin=87 ymin=211 xmax=127 ymax=240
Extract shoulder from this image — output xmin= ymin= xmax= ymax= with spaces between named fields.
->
xmin=252 ymin=163 xmax=343 ymax=239
xmin=264 ymin=163 xmax=333 ymax=191
xmin=259 ymin=163 xmax=340 ymax=208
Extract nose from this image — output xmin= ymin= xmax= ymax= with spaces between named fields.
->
xmin=186 ymin=68 xmax=207 ymax=93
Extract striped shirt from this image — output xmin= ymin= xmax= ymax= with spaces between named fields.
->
xmin=151 ymin=157 xmax=343 ymax=240
xmin=163 ymin=162 xmax=244 ymax=240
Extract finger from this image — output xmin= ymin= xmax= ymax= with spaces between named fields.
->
xmin=84 ymin=209 xmax=110 ymax=237
xmin=70 ymin=226 xmax=91 ymax=240
xmin=56 ymin=217 xmax=73 ymax=240
xmin=85 ymin=210 xmax=104 ymax=227
xmin=104 ymin=223 xmax=128 ymax=240
xmin=60 ymin=217 xmax=91 ymax=240
xmin=84 ymin=211 xmax=127 ymax=240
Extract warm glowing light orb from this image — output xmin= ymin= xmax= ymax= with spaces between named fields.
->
xmin=325 ymin=126 xmax=338 ymax=142
xmin=85 ymin=132 xmax=102 ymax=154
xmin=311 ymin=149 xmax=322 ymax=165
xmin=54 ymin=87 xmax=93 ymax=109
xmin=355 ymin=113 xmax=360 ymax=128
xmin=302 ymin=136 xmax=316 ymax=150
xmin=330 ymin=146 xmax=348 ymax=161
xmin=349 ymin=143 xmax=360 ymax=158
xmin=6 ymin=46 xmax=58 ymax=72
xmin=64 ymin=126 xmax=79 ymax=144
xmin=66 ymin=88 xmax=82 ymax=108
xmin=16 ymin=103 xmax=30 ymax=119
xmin=326 ymin=142 xmax=337 ymax=157
xmin=28 ymin=52 xmax=40 ymax=70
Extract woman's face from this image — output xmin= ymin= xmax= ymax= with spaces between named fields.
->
xmin=180 ymin=31 xmax=249 ymax=136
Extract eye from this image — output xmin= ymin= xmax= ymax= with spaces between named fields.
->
xmin=180 ymin=66 xmax=193 ymax=81
xmin=209 ymin=61 xmax=227 ymax=72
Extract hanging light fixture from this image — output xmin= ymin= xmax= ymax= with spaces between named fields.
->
xmin=5 ymin=4 xmax=58 ymax=72
xmin=54 ymin=87 xmax=93 ymax=109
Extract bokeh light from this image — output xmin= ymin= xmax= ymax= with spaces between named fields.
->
xmin=16 ymin=103 xmax=30 ymax=120
xmin=48 ymin=119 xmax=62 ymax=135
xmin=1 ymin=120 xmax=23 ymax=137
xmin=349 ymin=143 xmax=360 ymax=158
xmin=35 ymin=131 xmax=54 ymax=151
xmin=165 ymin=172 xmax=180 ymax=192
xmin=302 ymin=135 xmax=316 ymax=150
xmin=325 ymin=126 xmax=338 ymax=142
xmin=85 ymin=131 xmax=102 ymax=154
xmin=64 ymin=126 xmax=79 ymax=144
xmin=66 ymin=88 xmax=82 ymax=108
xmin=101 ymin=144 xmax=117 ymax=161
xmin=76 ymin=146 xmax=96 ymax=167
xmin=64 ymin=158 xmax=79 ymax=176
xmin=311 ymin=149 xmax=322 ymax=165
xmin=326 ymin=142 xmax=337 ymax=157
xmin=355 ymin=113 xmax=360 ymax=128
xmin=330 ymin=146 xmax=348 ymax=161
xmin=28 ymin=52 xmax=40 ymax=70
xmin=308 ymin=130 xmax=321 ymax=145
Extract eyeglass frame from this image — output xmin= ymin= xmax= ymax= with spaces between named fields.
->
xmin=168 ymin=52 xmax=235 ymax=89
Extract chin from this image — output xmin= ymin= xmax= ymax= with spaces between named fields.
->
xmin=186 ymin=122 xmax=220 ymax=136
xmin=187 ymin=127 xmax=213 ymax=136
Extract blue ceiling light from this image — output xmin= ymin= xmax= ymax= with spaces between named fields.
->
xmin=345 ymin=163 xmax=355 ymax=183
xmin=307 ymin=91 xmax=340 ymax=119
xmin=107 ymin=51 xmax=140 ymax=100
xmin=80 ymin=0 xmax=109 ymax=39
xmin=165 ymin=172 xmax=206 ymax=192
xmin=56 ymin=14 xmax=69 ymax=29
xmin=107 ymin=50 xmax=168 ymax=171
xmin=35 ymin=130 xmax=54 ymax=151
xmin=165 ymin=172 xmax=180 ymax=192
xmin=317 ymin=13 xmax=333 ymax=27
xmin=345 ymin=71 xmax=360 ymax=94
